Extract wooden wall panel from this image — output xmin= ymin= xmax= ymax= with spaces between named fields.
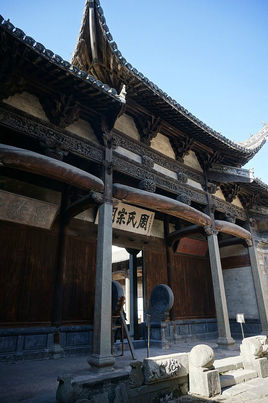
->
xmin=0 ymin=221 xmax=57 ymax=324
xmin=62 ymin=236 xmax=97 ymax=323
xmin=169 ymin=253 xmax=215 ymax=320
xmin=143 ymin=242 xmax=168 ymax=310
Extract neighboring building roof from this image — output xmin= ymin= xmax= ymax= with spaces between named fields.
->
xmin=72 ymin=0 xmax=268 ymax=167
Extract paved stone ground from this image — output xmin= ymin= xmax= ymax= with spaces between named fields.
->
xmin=0 ymin=338 xmax=267 ymax=403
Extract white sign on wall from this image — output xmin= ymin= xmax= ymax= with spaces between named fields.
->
xmin=96 ymin=202 xmax=155 ymax=236
xmin=236 ymin=313 xmax=245 ymax=323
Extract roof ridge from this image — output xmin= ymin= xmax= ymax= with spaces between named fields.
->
xmin=82 ymin=0 xmax=266 ymax=157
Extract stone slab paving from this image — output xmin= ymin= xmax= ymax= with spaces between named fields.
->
xmin=0 ymin=338 xmax=262 ymax=403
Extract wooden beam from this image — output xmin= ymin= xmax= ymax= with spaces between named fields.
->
xmin=0 ymin=144 xmax=104 ymax=192
xmin=168 ymin=224 xmax=203 ymax=246
xmin=113 ymin=183 xmax=211 ymax=227
xmin=63 ymin=191 xmax=103 ymax=224
xmin=219 ymin=237 xmax=247 ymax=248
xmin=215 ymin=220 xmax=251 ymax=241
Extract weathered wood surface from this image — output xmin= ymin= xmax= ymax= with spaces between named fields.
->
xmin=0 ymin=221 xmax=97 ymax=325
xmin=0 ymin=144 xmax=104 ymax=192
xmin=168 ymin=224 xmax=203 ymax=246
xmin=221 ymin=254 xmax=250 ymax=270
xmin=143 ymin=242 xmax=168 ymax=311
xmin=169 ymin=252 xmax=215 ymax=320
xmin=113 ymin=183 xmax=211 ymax=227
xmin=215 ymin=220 xmax=251 ymax=240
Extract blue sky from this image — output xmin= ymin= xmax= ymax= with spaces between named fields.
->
xmin=1 ymin=0 xmax=267 ymax=182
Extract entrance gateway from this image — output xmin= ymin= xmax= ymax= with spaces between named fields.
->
xmin=0 ymin=0 xmax=268 ymax=364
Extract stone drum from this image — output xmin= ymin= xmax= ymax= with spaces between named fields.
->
xmin=148 ymin=284 xmax=174 ymax=324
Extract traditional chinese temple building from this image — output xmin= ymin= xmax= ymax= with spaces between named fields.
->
xmin=0 ymin=1 xmax=267 ymax=366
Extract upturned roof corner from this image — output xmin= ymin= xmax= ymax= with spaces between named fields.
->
xmin=71 ymin=0 xmax=268 ymax=167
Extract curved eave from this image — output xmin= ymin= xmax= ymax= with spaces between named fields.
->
xmin=72 ymin=0 xmax=266 ymax=166
xmin=0 ymin=15 xmax=124 ymax=114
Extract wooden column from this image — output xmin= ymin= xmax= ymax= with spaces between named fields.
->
xmin=88 ymin=138 xmax=115 ymax=369
xmin=247 ymin=238 xmax=268 ymax=335
xmin=206 ymin=227 xmax=235 ymax=346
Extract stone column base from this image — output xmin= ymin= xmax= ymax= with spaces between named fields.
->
xmin=88 ymin=354 xmax=115 ymax=371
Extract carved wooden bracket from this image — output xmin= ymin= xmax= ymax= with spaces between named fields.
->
xmin=196 ymin=150 xmax=223 ymax=171
xmin=171 ymin=137 xmax=194 ymax=162
xmin=134 ymin=115 xmax=161 ymax=145
xmin=239 ymin=193 xmax=260 ymax=210
xmin=202 ymin=182 xmax=218 ymax=194
xmin=39 ymin=93 xmax=80 ymax=128
xmin=220 ymin=184 xmax=240 ymax=203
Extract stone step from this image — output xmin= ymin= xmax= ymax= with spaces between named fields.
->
xmin=214 ymin=356 xmax=243 ymax=373
xmin=220 ymin=368 xmax=258 ymax=388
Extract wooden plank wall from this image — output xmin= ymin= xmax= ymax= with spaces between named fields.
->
xmin=0 ymin=221 xmax=96 ymax=326
xmin=143 ymin=241 xmax=168 ymax=311
xmin=169 ymin=252 xmax=216 ymax=320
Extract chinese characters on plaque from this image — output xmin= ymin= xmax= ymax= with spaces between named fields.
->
xmin=95 ymin=202 xmax=155 ymax=236
xmin=0 ymin=190 xmax=58 ymax=229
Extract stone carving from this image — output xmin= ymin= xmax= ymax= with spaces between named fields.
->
xmin=176 ymin=193 xmax=191 ymax=206
xmin=148 ymin=284 xmax=174 ymax=325
xmin=56 ymin=376 xmax=74 ymax=403
xmin=143 ymin=352 xmax=188 ymax=384
xmin=240 ymin=336 xmax=268 ymax=378
xmin=129 ymin=361 xmax=144 ymax=388
xmin=189 ymin=344 xmax=220 ymax=398
xmin=138 ymin=179 xmax=156 ymax=193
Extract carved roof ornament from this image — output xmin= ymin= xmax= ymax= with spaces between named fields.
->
xmin=134 ymin=115 xmax=162 ymax=146
xmin=39 ymin=93 xmax=80 ymax=128
xmin=238 ymin=123 xmax=268 ymax=151
xmin=170 ymin=137 xmax=194 ymax=162
xmin=220 ymin=184 xmax=240 ymax=203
